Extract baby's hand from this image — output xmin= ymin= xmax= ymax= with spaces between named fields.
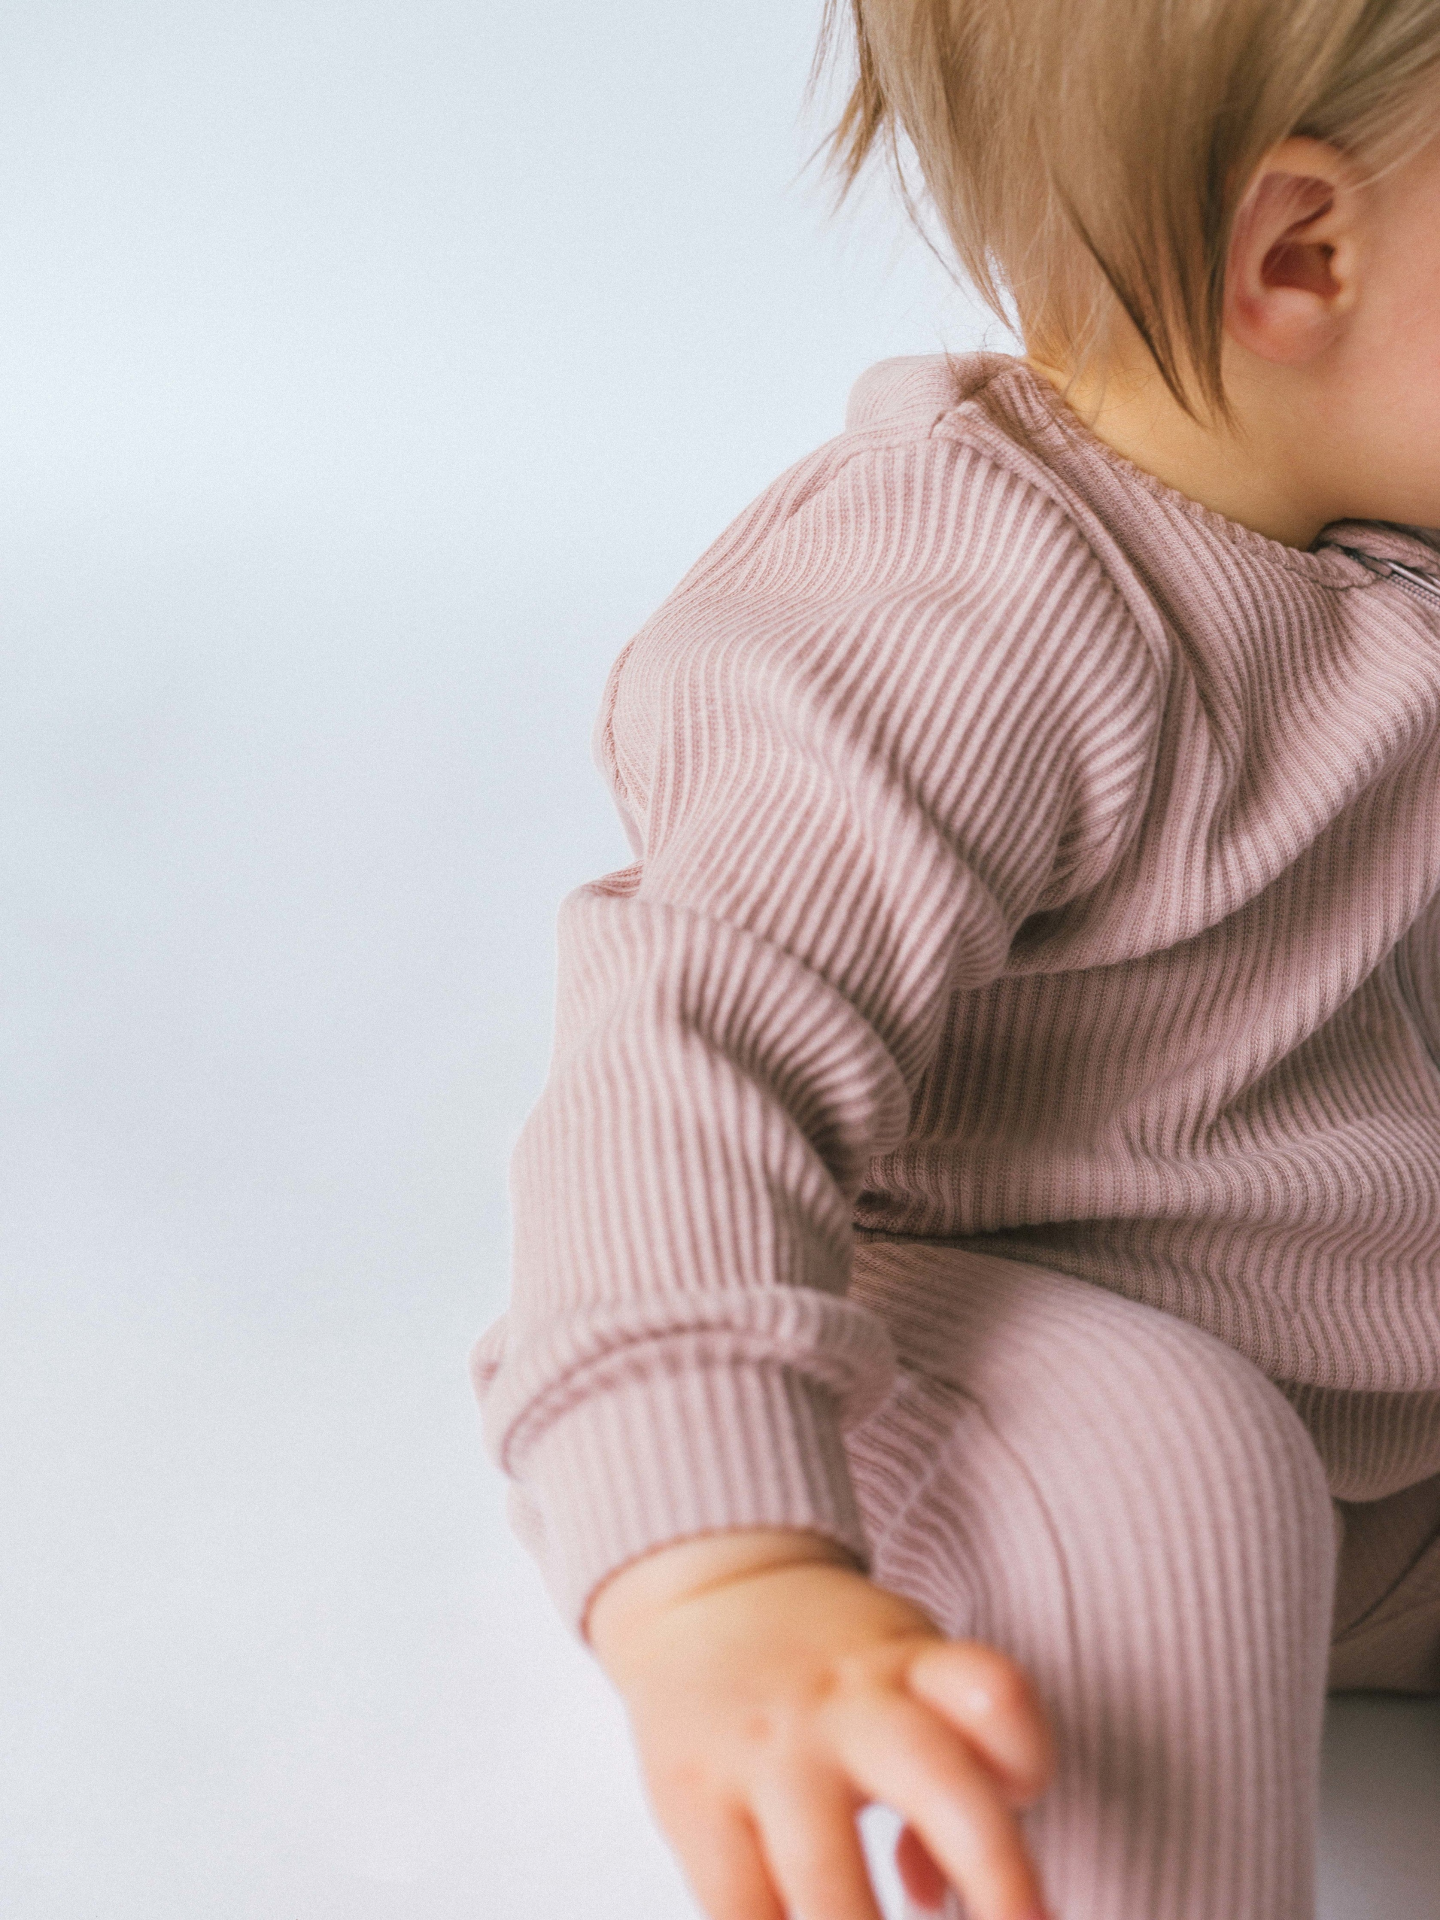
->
xmin=586 ymin=1528 xmax=1054 ymax=1920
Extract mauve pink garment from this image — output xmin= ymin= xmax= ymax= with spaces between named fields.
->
xmin=842 ymin=1245 xmax=1341 ymax=1920
xmin=473 ymin=351 xmax=1440 ymax=1632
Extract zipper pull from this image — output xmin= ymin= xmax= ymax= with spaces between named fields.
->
xmin=1332 ymin=543 xmax=1440 ymax=604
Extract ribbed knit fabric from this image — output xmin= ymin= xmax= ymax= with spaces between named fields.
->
xmin=473 ymin=351 xmax=1440 ymax=1637
xmin=842 ymin=1245 xmax=1338 ymax=1920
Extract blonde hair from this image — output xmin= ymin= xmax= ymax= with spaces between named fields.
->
xmin=817 ymin=0 xmax=1440 ymax=415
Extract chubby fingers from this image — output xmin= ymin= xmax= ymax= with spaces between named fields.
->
xmin=827 ymin=1686 xmax=1049 ymax=1920
xmin=662 ymin=1800 xmax=788 ymax=1920
xmin=753 ymin=1766 xmax=886 ymax=1920
xmin=905 ymin=1640 xmax=1056 ymax=1807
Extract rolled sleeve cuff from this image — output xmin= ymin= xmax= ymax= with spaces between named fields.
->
xmin=507 ymin=1359 xmax=874 ymax=1638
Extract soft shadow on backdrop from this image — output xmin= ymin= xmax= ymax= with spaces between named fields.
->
xmin=3 ymin=4 xmax=1436 ymax=1917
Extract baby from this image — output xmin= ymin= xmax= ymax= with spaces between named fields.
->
xmin=473 ymin=2 xmax=1440 ymax=1916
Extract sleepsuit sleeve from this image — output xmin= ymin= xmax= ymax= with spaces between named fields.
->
xmin=470 ymin=429 xmax=1163 ymax=1636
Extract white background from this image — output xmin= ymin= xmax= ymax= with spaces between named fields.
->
xmin=2 ymin=4 xmax=1435 ymax=1916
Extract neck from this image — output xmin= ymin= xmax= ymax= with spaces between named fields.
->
xmin=1026 ymin=347 xmax=1343 ymax=550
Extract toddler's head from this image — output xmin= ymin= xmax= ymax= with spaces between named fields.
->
xmin=821 ymin=0 xmax=1440 ymax=541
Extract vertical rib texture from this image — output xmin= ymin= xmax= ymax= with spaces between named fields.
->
xmin=473 ymin=351 xmax=1440 ymax=1635
xmin=844 ymin=1245 xmax=1338 ymax=1920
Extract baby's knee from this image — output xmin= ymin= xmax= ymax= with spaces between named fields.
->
xmin=852 ymin=1253 xmax=1336 ymax=1593
xmin=1151 ymin=1312 xmax=1328 ymax=1492
xmin=967 ymin=1270 xmax=1335 ymax=1564
xmin=1058 ymin=1295 xmax=1336 ymax=1585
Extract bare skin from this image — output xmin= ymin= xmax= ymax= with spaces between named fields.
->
xmin=1031 ymin=125 xmax=1440 ymax=546
xmin=587 ymin=1526 xmax=1055 ymax=1920
xmin=585 ymin=109 xmax=1440 ymax=1920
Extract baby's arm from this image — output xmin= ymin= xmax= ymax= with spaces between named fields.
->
xmin=478 ymin=436 xmax=1159 ymax=1919
xmin=587 ymin=1528 xmax=1054 ymax=1920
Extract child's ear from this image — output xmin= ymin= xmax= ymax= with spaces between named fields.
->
xmin=1224 ymin=137 xmax=1360 ymax=364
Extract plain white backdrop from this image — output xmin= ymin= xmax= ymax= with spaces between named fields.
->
xmin=2 ymin=4 xmax=1436 ymax=1916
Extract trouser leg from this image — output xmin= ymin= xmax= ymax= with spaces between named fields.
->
xmin=844 ymin=1246 xmax=1338 ymax=1920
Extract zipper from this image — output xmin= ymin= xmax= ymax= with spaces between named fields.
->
xmin=1333 ymin=543 xmax=1440 ymax=609
xmin=1392 ymin=938 xmax=1440 ymax=1075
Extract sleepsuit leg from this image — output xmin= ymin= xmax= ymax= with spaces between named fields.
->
xmin=843 ymin=1244 xmax=1338 ymax=1920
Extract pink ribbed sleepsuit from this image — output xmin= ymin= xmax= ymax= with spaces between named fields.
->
xmin=473 ymin=353 xmax=1440 ymax=1918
